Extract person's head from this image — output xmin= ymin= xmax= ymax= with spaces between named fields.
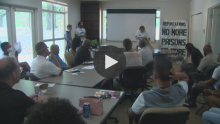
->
xmin=82 ymin=39 xmax=91 ymax=49
xmin=154 ymin=58 xmax=172 ymax=83
xmin=123 ymin=38 xmax=133 ymax=51
xmin=217 ymin=54 xmax=220 ymax=63
xmin=139 ymin=39 xmax=147 ymax=48
xmin=72 ymin=37 xmax=81 ymax=52
xmin=139 ymin=26 xmax=145 ymax=33
xmin=203 ymin=45 xmax=212 ymax=56
xmin=78 ymin=21 xmax=83 ymax=28
xmin=50 ymin=44 xmax=59 ymax=54
xmin=1 ymin=42 xmax=12 ymax=54
xmin=35 ymin=42 xmax=49 ymax=57
xmin=67 ymin=25 xmax=72 ymax=31
xmin=0 ymin=57 xmax=20 ymax=86
xmin=185 ymin=43 xmax=195 ymax=53
xmin=24 ymin=98 xmax=86 ymax=124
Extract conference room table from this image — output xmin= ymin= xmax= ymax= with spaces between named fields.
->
xmin=13 ymin=80 xmax=124 ymax=124
xmin=39 ymin=65 xmax=105 ymax=88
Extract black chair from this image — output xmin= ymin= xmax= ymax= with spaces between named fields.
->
xmin=195 ymin=64 xmax=219 ymax=114
xmin=145 ymin=60 xmax=155 ymax=90
xmin=119 ymin=66 xmax=147 ymax=102
xmin=137 ymin=107 xmax=190 ymax=124
xmin=26 ymin=72 xmax=40 ymax=81
xmin=100 ymin=78 xmax=119 ymax=124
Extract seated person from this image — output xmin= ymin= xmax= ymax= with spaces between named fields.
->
xmin=202 ymin=107 xmax=220 ymax=124
xmin=49 ymin=44 xmax=71 ymax=70
xmin=72 ymin=39 xmax=91 ymax=66
xmin=128 ymin=58 xmax=189 ymax=123
xmin=181 ymin=43 xmax=203 ymax=73
xmin=0 ymin=57 xmax=45 ymax=124
xmin=203 ymin=88 xmax=220 ymax=108
xmin=31 ymin=42 xmax=63 ymax=79
xmin=138 ymin=39 xmax=153 ymax=66
xmin=24 ymin=98 xmax=86 ymax=124
xmin=187 ymin=45 xmax=219 ymax=96
xmin=72 ymin=37 xmax=81 ymax=52
xmin=1 ymin=42 xmax=30 ymax=76
xmin=123 ymin=38 xmax=142 ymax=67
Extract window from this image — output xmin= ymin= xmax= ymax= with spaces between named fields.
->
xmin=103 ymin=10 xmax=107 ymax=39
xmin=155 ymin=10 xmax=161 ymax=40
xmin=0 ymin=9 xmax=8 ymax=57
xmin=42 ymin=1 xmax=67 ymax=60
xmin=102 ymin=10 xmax=161 ymax=41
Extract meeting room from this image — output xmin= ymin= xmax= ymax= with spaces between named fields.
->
xmin=0 ymin=0 xmax=220 ymax=124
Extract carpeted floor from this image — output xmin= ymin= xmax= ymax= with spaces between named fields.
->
xmin=106 ymin=64 xmax=206 ymax=124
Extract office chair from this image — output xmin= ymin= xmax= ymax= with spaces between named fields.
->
xmin=119 ymin=66 xmax=147 ymax=102
xmin=64 ymin=50 xmax=75 ymax=65
xmin=136 ymin=107 xmax=190 ymax=124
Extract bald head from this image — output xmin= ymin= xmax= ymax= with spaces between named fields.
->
xmin=83 ymin=39 xmax=91 ymax=49
xmin=0 ymin=57 xmax=19 ymax=81
xmin=203 ymin=45 xmax=212 ymax=55
xmin=139 ymin=39 xmax=147 ymax=48
xmin=50 ymin=44 xmax=59 ymax=54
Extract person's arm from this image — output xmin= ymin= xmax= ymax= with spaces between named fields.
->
xmin=49 ymin=52 xmax=61 ymax=68
xmin=169 ymin=68 xmax=189 ymax=83
xmin=128 ymin=93 xmax=145 ymax=118
xmin=35 ymin=92 xmax=46 ymax=103
xmin=15 ymin=51 xmax=19 ymax=62
xmin=148 ymin=37 xmax=151 ymax=42
xmin=198 ymin=78 xmax=217 ymax=85
xmin=203 ymin=89 xmax=220 ymax=97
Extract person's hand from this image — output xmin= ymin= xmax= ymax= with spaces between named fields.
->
xmin=169 ymin=68 xmax=176 ymax=80
xmin=203 ymin=89 xmax=213 ymax=95
xmin=28 ymin=94 xmax=38 ymax=99
xmin=198 ymin=81 xmax=205 ymax=85
xmin=135 ymin=36 xmax=138 ymax=40
xmin=15 ymin=51 xmax=18 ymax=57
xmin=35 ymin=92 xmax=46 ymax=103
xmin=49 ymin=52 xmax=56 ymax=60
xmin=67 ymin=65 xmax=71 ymax=69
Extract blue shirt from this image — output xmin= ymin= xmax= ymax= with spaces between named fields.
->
xmin=64 ymin=31 xmax=72 ymax=42
xmin=48 ymin=54 xmax=67 ymax=70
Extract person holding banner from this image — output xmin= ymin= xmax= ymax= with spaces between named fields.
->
xmin=135 ymin=26 xmax=151 ymax=50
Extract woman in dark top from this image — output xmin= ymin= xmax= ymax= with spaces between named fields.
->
xmin=181 ymin=43 xmax=203 ymax=73
xmin=72 ymin=37 xmax=81 ymax=53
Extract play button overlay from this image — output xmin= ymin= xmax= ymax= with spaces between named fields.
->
xmin=94 ymin=46 xmax=126 ymax=78
xmin=105 ymin=55 xmax=118 ymax=69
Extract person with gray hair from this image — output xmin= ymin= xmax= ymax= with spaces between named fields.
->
xmin=0 ymin=57 xmax=45 ymax=124
xmin=72 ymin=39 xmax=91 ymax=66
xmin=31 ymin=42 xmax=63 ymax=79
xmin=138 ymin=39 xmax=153 ymax=66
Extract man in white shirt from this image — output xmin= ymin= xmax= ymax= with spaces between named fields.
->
xmin=128 ymin=58 xmax=189 ymax=123
xmin=185 ymin=54 xmax=220 ymax=107
xmin=138 ymin=39 xmax=153 ymax=66
xmin=75 ymin=21 xmax=86 ymax=44
xmin=135 ymin=26 xmax=150 ymax=47
xmin=31 ymin=42 xmax=63 ymax=79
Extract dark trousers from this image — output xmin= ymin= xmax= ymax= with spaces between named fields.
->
xmin=66 ymin=42 xmax=70 ymax=52
xmin=189 ymin=84 xmax=215 ymax=105
xmin=187 ymin=72 xmax=206 ymax=96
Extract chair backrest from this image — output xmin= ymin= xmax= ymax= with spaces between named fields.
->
xmin=205 ymin=64 xmax=219 ymax=80
xmin=100 ymin=78 xmax=113 ymax=90
xmin=64 ymin=52 xmax=75 ymax=65
xmin=26 ymin=72 xmax=40 ymax=81
xmin=139 ymin=107 xmax=190 ymax=124
xmin=120 ymin=66 xmax=147 ymax=88
xmin=145 ymin=60 xmax=155 ymax=76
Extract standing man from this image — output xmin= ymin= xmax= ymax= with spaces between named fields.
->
xmin=64 ymin=25 xmax=72 ymax=52
xmin=75 ymin=21 xmax=86 ymax=44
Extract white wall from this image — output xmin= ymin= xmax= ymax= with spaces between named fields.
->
xmin=189 ymin=0 xmax=220 ymax=52
xmin=0 ymin=0 xmax=80 ymax=44
xmin=100 ymin=0 xmax=190 ymax=49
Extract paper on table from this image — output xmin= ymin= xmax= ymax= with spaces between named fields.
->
xmin=13 ymin=42 xmax=22 ymax=54
xmin=71 ymin=71 xmax=84 ymax=75
xmin=99 ymin=90 xmax=123 ymax=98
xmin=82 ymin=65 xmax=94 ymax=69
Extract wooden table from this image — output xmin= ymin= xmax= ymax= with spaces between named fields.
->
xmin=13 ymin=80 xmax=124 ymax=124
xmin=39 ymin=65 xmax=104 ymax=88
